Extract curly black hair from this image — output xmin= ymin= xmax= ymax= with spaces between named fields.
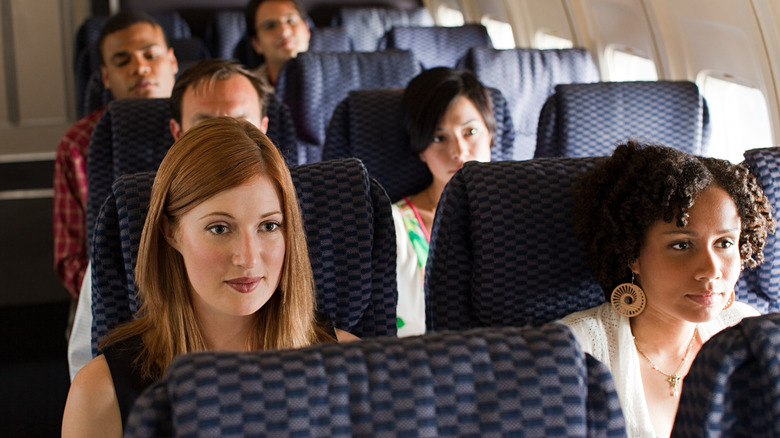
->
xmin=573 ymin=140 xmax=775 ymax=299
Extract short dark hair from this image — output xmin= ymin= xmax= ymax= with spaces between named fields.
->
xmin=245 ymin=0 xmax=309 ymax=39
xmin=97 ymin=11 xmax=167 ymax=65
xmin=401 ymin=67 xmax=496 ymax=155
xmin=573 ymin=140 xmax=776 ymax=298
xmin=169 ymin=59 xmax=267 ymax=125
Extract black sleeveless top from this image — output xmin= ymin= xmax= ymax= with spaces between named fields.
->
xmin=103 ymin=312 xmax=338 ymax=427
xmin=102 ymin=335 xmax=156 ymax=427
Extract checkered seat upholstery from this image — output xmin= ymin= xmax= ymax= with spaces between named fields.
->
xmin=535 ymin=81 xmax=712 ymax=158
xmin=673 ymin=313 xmax=780 ymax=437
xmin=91 ymin=158 xmax=396 ymax=354
xmin=125 ymin=324 xmax=626 ymax=437
xmin=86 ymin=98 xmax=174 ymax=256
xmin=458 ymin=47 xmax=600 ymax=161
xmin=275 ymin=50 xmax=421 ymax=164
xmin=322 ymin=87 xmax=515 ymax=202
xmin=380 ymin=24 xmax=492 ymax=69
xmin=334 ymin=6 xmax=434 ymax=52
xmin=734 ymin=147 xmax=780 ymax=313
xmin=86 ymin=96 xmax=298 ymax=253
xmin=426 ymin=158 xmax=606 ymax=332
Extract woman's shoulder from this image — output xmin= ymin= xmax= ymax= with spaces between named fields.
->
xmin=560 ymin=302 xmax=613 ymax=328
xmin=62 ymin=355 xmax=122 ymax=437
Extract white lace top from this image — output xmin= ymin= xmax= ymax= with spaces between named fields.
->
xmin=561 ymin=301 xmax=759 ymax=437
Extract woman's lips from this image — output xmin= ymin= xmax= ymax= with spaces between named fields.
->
xmin=686 ymin=292 xmax=722 ymax=306
xmin=225 ymin=277 xmax=261 ymax=293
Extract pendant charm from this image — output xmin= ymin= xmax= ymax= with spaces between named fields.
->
xmin=667 ymin=374 xmax=682 ymax=397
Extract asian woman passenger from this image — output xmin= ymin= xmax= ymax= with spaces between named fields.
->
xmin=394 ymin=67 xmax=495 ymax=337
xmin=561 ymin=140 xmax=775 ymax=437
xmin=62 ymin=117 xmax=358 ymax=437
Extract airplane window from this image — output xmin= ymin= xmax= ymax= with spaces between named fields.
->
xmin=606 ymin=46 xmax=658 ymax=82
xmin=481 ymin=15 xmax=515 ymax=49
xmin=699 ymin=74 xmax=773 ymax=163
xmin=436 ymin=4 xmax=465 ymax=26
xmin=535 ymin=30 xmax=573 ymax=49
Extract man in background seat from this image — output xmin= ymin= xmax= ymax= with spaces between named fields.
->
xmin=245 ymin=0 xmax=310 ymax=92
xmin=54 ymin=11 xmax=178 ymax=300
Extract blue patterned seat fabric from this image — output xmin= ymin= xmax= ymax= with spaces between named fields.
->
xmin=380 ymin=24 xmax=492 ymax=69
xmin=322 ymin=87 xmax=515 ymax=203
xmin=458 ymin=47 xmax=600 ymax=161
xmin=203 ymin=9 xmax=245 ymax=61
xmin=91 ymin=158 xmax=396 ymax=354
xmin=86 ymin=98 xmax=175 ymax=257
xmin=86 ymin=96 xmax=298 ymax=255
xmin=535 ymin=81 xmax=712 ymax=158
xmin=276 ymin=50 xmax=421 ymax=164
xmin=426 ymin=158 xmax=606 ymax=332
xmin=673 ymin=313 xmax=780 ymax=437
xmin=735 ymin=146 xmax=780 ymax=314
xmin=333 ymin=6 xmax=434 ymax=52
xmin=125 ymin=324 xmax=625 ymax=437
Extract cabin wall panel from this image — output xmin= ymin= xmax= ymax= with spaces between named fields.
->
xmin=10 ymin=0 xmax=68 ymax=126
xmin=648 ymin=0 xmax=778 ymax=144
xmin=505 ymin=0 xmax=573 ymax=48
xmin=753 ymin=0 xmax=780 ymax=142
xmin=0 ymin=1 xmax=9 ymax=127
xmin=568 ymin=0 xmax=659 ymax=80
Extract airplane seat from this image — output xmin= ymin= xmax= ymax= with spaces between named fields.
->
xmin=673 ymin=313 xmax=780 ymax=436
xmin=125 ymin=324 xmax=626 ymax=437
xmin=425 ymin=158 xmax=606 ymax=332
xmin=379 ymin=24 xmax=492 ymax=69
xmin=331 ymin=6 xmax=434 ymax=52
xmin=203 ymin=9 xmax=245 ymax=60
xmin=322 ymin=87 xmax=515 ymax=203
xmin=80 ymin=69 xmax=114 ymax=119
xmin=73 ymin=12 xmax=193 ymax=118
xmin=457 ymin=47 xmax=600 ymax=161
xmin=735 ymin=146 xmax=780 ymax=313
xmin=91 ymin=158 xmax=397 ymax=354
xmin=86 ymin=98 xmax=174 ymax=257
xmin=535 ymin=81 xmax=712 ymax=158
xmin=275 ymin=50 xmax=421 ymax=164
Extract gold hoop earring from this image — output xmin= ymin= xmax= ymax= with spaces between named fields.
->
xmin=611 ymin=273 xmax=646 ymax=317
xmin=723 ymin=290 xmax=734 ymax=310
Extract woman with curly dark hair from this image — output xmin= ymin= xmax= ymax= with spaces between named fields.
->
xmin=561 ymin=140 xmax=775 ymax=437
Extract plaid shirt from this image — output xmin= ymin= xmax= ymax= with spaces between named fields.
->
xmin=53 ymin=108 xmax=106 ymax=297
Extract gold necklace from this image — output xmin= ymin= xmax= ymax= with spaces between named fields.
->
xmin=633 ymin=327 xmax=698 ymax=397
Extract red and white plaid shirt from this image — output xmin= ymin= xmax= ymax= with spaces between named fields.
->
xmin=53 ymin=108 xmax=106 ymax=298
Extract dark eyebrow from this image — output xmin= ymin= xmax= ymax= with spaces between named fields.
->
xmin=662 ymin=227 xmax=740 ymax=236
xmin=109 ymin=43 xmax=161 ymax=63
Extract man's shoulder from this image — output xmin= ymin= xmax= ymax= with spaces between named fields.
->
xmin=59 ymin=107 xmax=107 ymax=146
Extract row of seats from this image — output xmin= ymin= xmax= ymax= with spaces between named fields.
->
xmin=73 ymin=6 xmax=444 ymax=118
xmin=88 ymin=146 xmax=780 ymax=435
xmin=88 ymin=145 xmax=780 ymax=345
xmin=84 ymin=74 xmax=714 ymax=260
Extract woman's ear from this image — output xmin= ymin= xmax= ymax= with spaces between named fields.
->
xmin=160 ymin=215 xmax=180 ymax=252
xmin=628 ymin=260 xmax=640 ymax=277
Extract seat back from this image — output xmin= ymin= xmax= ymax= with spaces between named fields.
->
xmin=673 ymin=313 xmax=780 ymax=436
xmin=535 ymin=81 xmax=712 ymax=158
xmin=458 ymin=47 xmax=599 ymax=160
xmin=333 ymin=6 xmax=433 ymax=52
xmin=91 ymin=158 xmax=396 ymax=353
xmin=322 ymin=87 xmax=515 ymax=202
xmin=86 ymin=96 xmax=298 ymax=249
xmin=426 ymin=158 xmax=605 ymax=332
xmin=735 ymin=147 xmax=780 ymax=313
xmin=126 ymin=324 xmax=626 ymax=437
xmin=203 ymin=9 xmax=245 ymax=60
xmin=276 ymin=50 xmax=421 ymax=163
xmin=381 ymin=24 xmax=492 ymax=69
